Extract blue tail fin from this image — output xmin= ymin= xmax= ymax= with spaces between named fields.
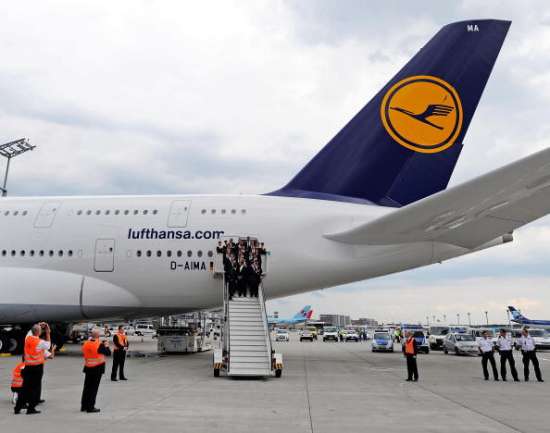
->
xmin=293 ymin=305 xmax=311 ymax=319
xmin=269 ymin=20 xmax=510 ymax=207
xmin=508 ymin=306 xmax=525 ymax=320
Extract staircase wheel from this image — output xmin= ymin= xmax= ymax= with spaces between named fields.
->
xmin=275 ymin=369 xmax=282 ymax=378
xmin=214 ymin=369 xmax=220 ymax=377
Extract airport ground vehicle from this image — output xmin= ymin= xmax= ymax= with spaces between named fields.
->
xmin=401 ymin=328 xmax=429 ymax=354
xmin=443 ymin=333 xmax=479 ymax=356
xmin=344 ymin=329 xmax=359 ymax=342
xmin=524 ymin=329 xmax=550 ymax=350
xmin=372 ymin=331 xmax=394 ymax=352
xmin=306 ymin=326 xmax=318 ymax=340
xmin=428 ymin=325 xmax=450 ymax=350
xmin=276 ymin=329 xmax=290 ymax=342
xmin=323 ymin=327 xmax=339 ymax=342
xmin=135 ymin=324 xmax=155 ymax=336
xmin=300 ymin=330 xmax=314 ymax=342
xmin=472 ymin=328 xmax=497 ymax=344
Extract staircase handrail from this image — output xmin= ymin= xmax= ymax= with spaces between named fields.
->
xmin=258 ymin=280 xmax=273 ymax=372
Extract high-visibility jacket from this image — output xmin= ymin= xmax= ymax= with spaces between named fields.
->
xmin=24 ymin=335 xmax=46 ymax=366
xmin=114 ymin=333 xmax=128 ymax=350
xmin=405 ymin=338 xmax=415 ymax=355
xmin=83 ymin=340 xmax=105 ymax=368
xmin=11 ymin=362 xmax=24 ymax=388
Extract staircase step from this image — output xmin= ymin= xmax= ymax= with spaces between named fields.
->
xmin=230 ymin=330 xmax=266 ymax=337
xmin=230 ymin=350 xmax=269 ymax=357
xmin=230 ymin=356 xmax=271 ymax=364
xmin=231 ymin=335 xmax=268 ymax=342
xmin=231 ymin=343 xmax=268 ymax=350
xmin=229 ymin=367 xmax=272 ymax=376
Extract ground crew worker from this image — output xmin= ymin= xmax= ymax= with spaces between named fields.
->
xmin=14 ymin=322 xmax=52 ymax=415
xmin=518 ymin=328 xmax=544 ymax=382
xmin=11 ymin=358 xmax=25 ymax=407
xmin=478 ymin=331 xmax=499 ymax=381
xmin=404 ymin=331 xmax=419 ymax=382
xmin=111 ymin=325 xmax=129 ymax=381
xmin=81 ymin=329 xmax=111 ymax=413
xmin=495 ymin=329 xmax=519 ymax=381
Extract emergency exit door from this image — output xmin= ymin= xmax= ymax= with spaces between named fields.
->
xmin=167 ymin=200 xmax=191 ymax=228
xmin=94 ymin=239 xmax=115 ymax=272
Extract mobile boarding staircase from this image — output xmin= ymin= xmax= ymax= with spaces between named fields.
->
xmin=213 ymin=257 xmax=282 ymax=378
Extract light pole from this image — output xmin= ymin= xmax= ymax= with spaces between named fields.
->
xmin=506 ymin=310 xmax=511 ymax=330
xmin=426 ymin=316 xmax=429 ymax=326
xmin=433 ymin=316 xmax=436 ymax=323
xmin=485 ymin=311 xmax=489 ymax=326
xmin=0 ymin=138 xmax=35 ymax=197
xmin=468 ymin=312 xmax=471 ymax=327
xmin=457 ymin=313 xmax=460 ymax=325
xmin=443 ymin=314 xmax=447 ymax=323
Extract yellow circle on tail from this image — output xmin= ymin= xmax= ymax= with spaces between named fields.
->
xmin=380 ymin=76 xmax=463 ymax=153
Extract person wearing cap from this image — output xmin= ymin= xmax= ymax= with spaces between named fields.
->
xmin=518 ymin=328 xmax=544 ymax=382
xmin=478 ymin=331 xmax=499 ymax=381
xmin=495 ymin=329 xmax=519 ymax=381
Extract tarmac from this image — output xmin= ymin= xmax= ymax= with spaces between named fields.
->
xmin=0 ymin=334 xmax=549 ymax=433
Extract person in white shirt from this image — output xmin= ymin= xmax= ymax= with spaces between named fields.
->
xmin=495 ymin=329 xmax=519 ymax=381
xmin=477 ymin=331 xmax=499 ymax=381
xmin=518 ymin=328 xmax=544 ymax=382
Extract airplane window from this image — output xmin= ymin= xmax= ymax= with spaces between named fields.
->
xmin=105 ymin=210 xmax=110 ymax=215
xmin=20 ymin=250 xmax=25 ymax=256
xmin=241 ymin=209 xmax=246 ymax=214
xmin=221 ymin=209 xmax=226 ymax=214
xmin=1 ymin=250 xmax=5 ymax=256
xmin=153 ymin=210 xmax=158 ymax=215
xmin=211 ymin=210 xmax=216 ymax=214
xmin=4 ymin=211 xmax=9 ymax=216
xmin=96 ymin=210 xmax=101 ymax=215
xmin=86 ymin=210 xmax=92 ymax=215
xmin=30 ymin=250 xmax=35 ymax=257
xmin=208 ymin=251 xmax=213 ymax=258
xmin=77 ymin=210 xmax=83 ymax=215
xmin=167 ymin=251 xmax=172 ymax=257
xmin=13 ymin=211 xmax=19 ymax=216
xmin=197 ymin=250 xmax=203 ymax=257
xmin=22 ymin=211 xmax=28 ymax=216
xmin=187 ymin=250 xmax=192 ymax=257
xmin=11 ymin=250 xmax=15 ymax=256
xmin=157 ymin=250 xmax=162 ymax=257
xmin=137 ymin=250 xmax=142 ymax=257
xmin=231 ymin=209 xmax=236 ymax=214
xmin=49 ymin=250 xmax=54 ymax=257
xmin=143 ymin=210 xmax=148 ymax=215
xmin=201 ymin=209 xmax=206 ymax=214
xmin=146 ymin=250 xmax=152 ymax=257
xmin=39 ymin=251 xmax=44 ymax=257
xmin=133 ymin=210 xmax=139 ymax=215
xmin=58 ymin=250 xmax=63 ymax=257
xmin=177 ymin=250 xmax=182 ymax=257
xmin=124 ymin=210 xmax=129 ymax=215
xmin=115 ymin=210 xmax=120 ymax=215
xmin=68 ymin=250 xmax=73 ymax=257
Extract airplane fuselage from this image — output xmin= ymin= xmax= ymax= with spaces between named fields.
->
xmin=0 ymin=194 xmax=506 ymax=324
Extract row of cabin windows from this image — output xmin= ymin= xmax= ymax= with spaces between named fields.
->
xmin=0 ymin=210 xmax=28 ymax=216
xmin=200 ymin=209 xmax=246 ymax=215
xmin=1 ymin=249 xmax=77 ymax=258
xmin=72 ymin=209 xmax=159 ymax=216
xmin=133 ymin=250 xmax=214 ymax=258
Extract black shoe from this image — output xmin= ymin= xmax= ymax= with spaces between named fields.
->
xmin=111 ymin=378 xmax=117 ymax=381
xmin=538 ymin=379 xmax=544 ymax=382
xmin=26 ymin=409 xmax=41 ymax=415
xmin=14 ymin=409 xmax=20 ymax=415
xmin=405 ymin=379 xmax=412 ymax=381
xmin=495 ymin=378 xmax=499 ymax=381
xmin=413 ymin=379 xmax=418 ymax=382
xmin=120 ymin=377 xmax=128 ymax=381
xmin=514 ymin=378 xmax=520 ymax=382
xmin=37 ymin=399 xmax=45 ymax=404
xmin=502 ymin=378 xmax=507 ymax=381
xmin=81 ymin=407 xmax=86 ymax=412
xmin=525 ymin=378 xmax=529 ymax=382
xmin=484 ymin=378 xmax=489 ymax=381
xmin=86 ymin=408 xmax=100 ymax=413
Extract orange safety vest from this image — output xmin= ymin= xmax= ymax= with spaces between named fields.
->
xmin=24 ymin=335 xmax=46 ymax=366
xmin=11 ymin=362 xmax=24 ymax=388
xmin=114 ymin=332 xmax=128 ymax=350
xmin=405 ymin=338 xmax=415 ymax=355
xmin=82 ymin=340 xmax=105 ymax=368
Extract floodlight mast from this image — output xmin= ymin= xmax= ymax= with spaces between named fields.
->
xmin=0 ymin=138 xmax=36 ymax=197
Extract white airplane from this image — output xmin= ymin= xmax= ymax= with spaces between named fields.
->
xmin=3 ymin=19 xmax=549 ymax=352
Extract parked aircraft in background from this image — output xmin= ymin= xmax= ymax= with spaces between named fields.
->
xmin=4 ymin=20 xmax=550 ymax=356
xmin=508 ymin=306 xmax=550 ymax=329
xmin=268 ymin=306 xmax=313 ymax=325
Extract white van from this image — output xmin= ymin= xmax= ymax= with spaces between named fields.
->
xmin=135 ymin=324 xmax=155 ymax=336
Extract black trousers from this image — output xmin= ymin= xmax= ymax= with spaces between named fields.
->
xmin=111 ymin=350 xmax=127 ymax=380
xmin=522 ymin=351 xmax=542 ymax=381
xmin=81 ymin=371 xmax=103 ymax=410
xmin=15 ymin=364 xmax=43 ymax=411
xmin=481 ymin=352 xmax=498 ymax=379
xmin=499 ymin=350 xmax=518 ymax=380
xmin=406 ymin=354 xmax=418 ymax=380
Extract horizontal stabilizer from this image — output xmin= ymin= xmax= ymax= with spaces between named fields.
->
xmin=325 ymin=146 xmax=550 ymax=248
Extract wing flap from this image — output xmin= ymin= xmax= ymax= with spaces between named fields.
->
xmin=324 ymin=147 xmax=550 ymax=248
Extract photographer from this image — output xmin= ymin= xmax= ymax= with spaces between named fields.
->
xmin=81 ymin=329 xmax=111 ymax=413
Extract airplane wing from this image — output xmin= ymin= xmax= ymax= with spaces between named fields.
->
xmin=325 ymin=146 xmax=550 ymax=249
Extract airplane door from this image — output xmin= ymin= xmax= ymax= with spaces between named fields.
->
xmin=167 ymin=200 xmax=191 ymax=228
xmin=94 ymin=239 xmax=115 ymax=272
xmin=34 ymin=201 xmax=62 ymax=228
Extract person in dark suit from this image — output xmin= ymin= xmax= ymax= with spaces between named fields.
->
xmin=111 ymin=325 xmax=129 ymax=381
xmin=81 ymin=329 xmax=111 ymax=413
xmin=227 ymin=260 xmax=238 ymax=300
xmin=247 ymin=259 xmax=263 ymax=298
xmin=237 ymin=258 xmax=249 ymax=297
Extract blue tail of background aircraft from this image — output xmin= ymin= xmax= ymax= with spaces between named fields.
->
xmin=293 ymin=305 xmax=311 ymax=319
xmin=270 ymin=20 xmax=511 ymax=207
xmin=508 ymin=306 xmax=524 ymax=320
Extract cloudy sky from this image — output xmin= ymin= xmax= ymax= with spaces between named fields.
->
xmin=1 ymin=1 xmax=550 ymax=325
